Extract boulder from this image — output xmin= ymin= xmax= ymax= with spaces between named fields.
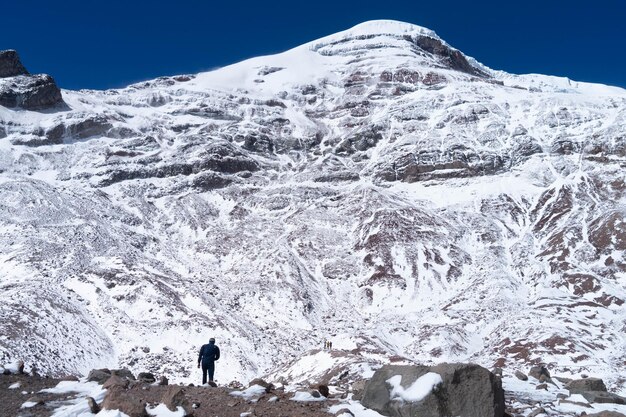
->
xmin=249 ymin=378 xmax=273 ymax=392
xmin=17 ymin=360 xmax=24 ymax=374
xmin=527 ymin=408 xmax=545 ymax=417
xmin=103 ymin=375 xmax=130 ymax=390
xmin=528 ymin=366 xmax=550 ymax=381
xmin=161 ymin=386 xmax=191 ymax=413
xmin=335 ymin=408 xmax=355 ymax=417
xmin=0 ymin=74 xmax=63 ymax=109
xmin=566 ymin=377 xmax=608 ymax=394
xmin=102 ymin=386 xmax=148 ymax=417
xmin=137 ymin=372 xmax=155 ymax=383
xmin=514 ymin=371 xmax=528 ymax=381
xmin=111 ymin=368 xmax=136 ymax=380
xmin=318 ymin=384 xmax=330 ymax=398
xmin=158 ymin=376 xmax=169 ymax=386
xmin=581 ymin=391 xmax=626 ymax=404
xmin=361 ymin=363 xmax=505 ymax=417
xmin=351 ymin=379 xmax=368 ymax=401
xmin=26 ymin=396 xmax=45 ymax=406
xmin=88 ymin=368 xmax=112 ymax=384
xmin=87 ymin=396 xmax=100 ymax=414
xmin=0 ymin=50 xmax=28 ymax=78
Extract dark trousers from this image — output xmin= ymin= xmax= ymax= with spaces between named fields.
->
xmin=201 ymin=361 xmax=215 ymax=384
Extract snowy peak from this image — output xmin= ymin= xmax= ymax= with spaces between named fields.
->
xmin=304 ymin=20 xmax=487 ymax=77
xmin=190 ymin=20 xmax=488 ymax=97
xmin=306 ymin=19 xmax=442 ymax=50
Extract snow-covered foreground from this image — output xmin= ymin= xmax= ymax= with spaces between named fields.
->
xmin=0 ymin=20 xmax=625 ymax=397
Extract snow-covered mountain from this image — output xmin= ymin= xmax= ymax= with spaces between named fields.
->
xmin=1 ymin=20 xmax=625 ymax=391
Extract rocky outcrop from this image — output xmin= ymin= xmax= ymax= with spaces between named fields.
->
xmin=97 ymin=142 xmax=258 ymax=186
xmin=0 ymin=74 xmax=63 ymax=109
xmin=0 ymin=50 xmax=28 ymax=78
xmin=377 ymin=146 xmax=508 ymax=182
xmin=361 ymin=363 xmax=505 ymax=417
xmin=0 ymin=49 xmax=63 ymax=110
xmin=45 ymin=115 xmax=113 ymax=144
xmin=412 ymin=36 xmax=487 ymax=77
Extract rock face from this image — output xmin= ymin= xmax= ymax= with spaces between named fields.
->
xmin=0 ymin=74 xmax=63 ymax=109
xmin=361 ymin=363 xmax=505 ymax=417
xmin=0 ymin=49 xmax=63 ymax=109
xmin=0 ymin=50 xmax=28 ymax=77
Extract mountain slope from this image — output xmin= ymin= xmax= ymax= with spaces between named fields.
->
xmin=0 ymin=20 xmax=625 ymax=391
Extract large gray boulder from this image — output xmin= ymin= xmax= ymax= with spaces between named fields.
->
xmin=566 ymin=377 xmax=608 ymax=394
xmin=361 ymin=363 xmax=505 ymax=417
xmin=0 ymin=50 xmax=28 ymax=78
xmin=88 ymin=368 xmax=112 ymax=384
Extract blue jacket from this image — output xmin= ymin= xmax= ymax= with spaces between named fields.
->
xmin=198 ymin=342 xmax=220 ymax=365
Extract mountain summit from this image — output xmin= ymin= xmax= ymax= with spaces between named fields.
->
xmin=0 ymin=20 xmax=625 ymax=399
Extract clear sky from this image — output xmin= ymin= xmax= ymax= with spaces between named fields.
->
xmin=2 ymin=0 xmax=625 ymax=90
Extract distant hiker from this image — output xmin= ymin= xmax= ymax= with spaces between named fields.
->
xmin=197 ymin=337 xmax=220 ymax=384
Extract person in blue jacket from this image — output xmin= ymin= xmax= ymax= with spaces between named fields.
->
xmin=197 ymin=337 xmax=220 ymax=384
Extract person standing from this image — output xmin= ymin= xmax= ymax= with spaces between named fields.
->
xmin=197 ymin=337 xmax=220 ymax=384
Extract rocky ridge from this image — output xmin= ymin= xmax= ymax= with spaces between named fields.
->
xmin=0 ymin=50 xmax=64 ymax=110
xmin=0 ymin=19 xmax=625 ymax=404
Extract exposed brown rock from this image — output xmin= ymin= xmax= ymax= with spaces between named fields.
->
xmin=102 ymin=386 xmax=148 ymax=417
xmin=161 ymin=385 xmax=191 ymax=413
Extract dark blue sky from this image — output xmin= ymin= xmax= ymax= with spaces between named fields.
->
xmin=2 ymin=0 xmax=625 ymax=90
